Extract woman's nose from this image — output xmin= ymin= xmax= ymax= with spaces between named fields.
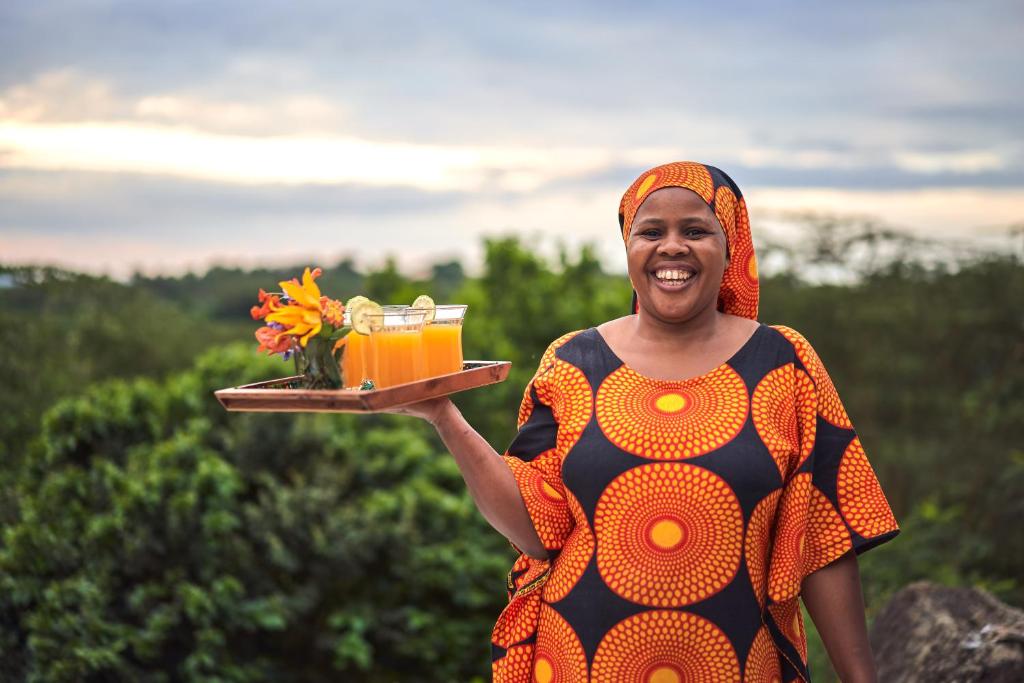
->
xmin=657 ymin=233 xmax=690 ymax=255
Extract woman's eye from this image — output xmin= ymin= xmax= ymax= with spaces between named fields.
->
xmin=686 ymin=228 xmax=708 ymax=237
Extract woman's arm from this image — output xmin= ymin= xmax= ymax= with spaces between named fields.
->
xmin=391 ymin=397 xmax=548 ymax=559
xmin=801 ymin=550 xmax=877 ymax=683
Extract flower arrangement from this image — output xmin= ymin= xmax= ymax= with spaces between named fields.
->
xmin=251 ymin=267 xmax=351 ymax=389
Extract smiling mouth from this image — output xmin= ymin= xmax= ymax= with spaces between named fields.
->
xmin=651 ymin=267 xmax=697 ymax=289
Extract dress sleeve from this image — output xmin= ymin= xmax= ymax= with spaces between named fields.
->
xmin=491 ymin=340 xmax=582 ymax=672
xmin=768 ymin=326 xmax=900 ymax=602
xmin=502 ymin=350 xmax=575 ymax=555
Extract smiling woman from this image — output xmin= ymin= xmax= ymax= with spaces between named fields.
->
xmin=626 ymin=186 xmax=730 ymax=330
xmin=388 ymin=161 xmax=899 ymax=683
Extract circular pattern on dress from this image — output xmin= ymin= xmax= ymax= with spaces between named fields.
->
xmin=538 ymin=330 xmax=584 ymax=377
xmin=769 ymin=598 xmax=806 ymax=662
xmin=773 ymin=326 xmax=851 ymax=429
xmin=534 ymin=359 xmax=593 ymax=456
xmin=743 ymin=626 xmax=781 ymax=683
xmin=745 ymin=489 xmax=782 ymax=608
xmin=595 ymin=462 xmax=743 ymax=607
xmin=492 ymin=554 xmax=549 ymax=649
xmin=768 ymin=473 xmax=810 ymax=603
xmin=492 ymin=643 xmax=533 ymax=683
xmin=806 ymin=484 xmax=852 ymax=573
xmin=543 ymin=489 xmax=593 ymax=602
xmin=838 ymin=437 xmax=898 ymax=539
xmin=751 ymin=364 xmax=800 ymax=479
xmin=504 ymin=451 xmax=572 ymax=551
xmin=793 ymin=368 xmax=817 ymax=468
xmin=591 ymin=610 xmax=740 ymax=682
xmin=520 ymin=331 xmax=585 ymax=428
xmin=596 ymin=365 xmax=748 ymax=460
xmin=533 ymin=604 xmax=588 ymax=683
xmin=491 ymin=589 xmax=541 ymax=649
xmin=518 ymin=382 xmax=535 ymax=428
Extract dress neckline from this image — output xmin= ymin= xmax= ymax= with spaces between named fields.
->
xmin=590 ymin=322 xmax=765 ymax=384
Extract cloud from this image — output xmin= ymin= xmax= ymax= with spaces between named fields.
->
xmin=2 ymin=168 xmax=1020 ymax=280
xmin=0 ymin=120 xmax=652 ymax=192
xmin=1 ymin=1 xmax=1022 ymax=276
xmin=0 ymin=68 xmax=350 ymax=136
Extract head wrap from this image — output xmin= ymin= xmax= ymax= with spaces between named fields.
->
xmin=618 ymin=161 xmax=759 ymax=320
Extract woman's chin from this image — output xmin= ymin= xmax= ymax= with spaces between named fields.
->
xmin=638 ymin=297 xmax=703 ymax=324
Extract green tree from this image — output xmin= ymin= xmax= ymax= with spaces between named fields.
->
xmin=0 ymin=345 xmax=511 ymax=682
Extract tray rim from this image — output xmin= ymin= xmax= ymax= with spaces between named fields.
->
xmin=214 ymin=360 xmax=511 ymax=413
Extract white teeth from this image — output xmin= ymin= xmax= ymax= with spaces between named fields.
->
xmin=654 ymin=269 xmax=693 ymax=281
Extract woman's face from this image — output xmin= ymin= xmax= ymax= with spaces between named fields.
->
xmin=627 ymin=186 xmax=729 ymax=325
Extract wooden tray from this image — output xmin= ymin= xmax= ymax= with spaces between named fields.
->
xmin=215 ymin=360 xmax=511 ymax=413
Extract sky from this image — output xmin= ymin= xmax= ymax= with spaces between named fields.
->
xmin=1 ymin=0 xmax=1021 ymax=277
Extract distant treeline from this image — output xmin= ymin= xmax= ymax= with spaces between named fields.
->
xmin=0 ymin=227 xmax=1021 ymax=681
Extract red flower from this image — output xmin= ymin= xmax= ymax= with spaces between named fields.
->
xmin=255 ymin=326 xmax=292 ymax=355
xmin=251 ymin=289 xmax=281 ymax=320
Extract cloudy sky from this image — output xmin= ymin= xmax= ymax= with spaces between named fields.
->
xmin=1 ymin=0 xmax=1021 ymax=277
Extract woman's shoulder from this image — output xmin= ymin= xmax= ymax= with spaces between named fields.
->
xmin=533 ymin=328 xmax=599 ymax=374
xmin=762 ymin=323 xmax=830 ymax=376
xmin=528 ymin=326 xmax=626 ymax=389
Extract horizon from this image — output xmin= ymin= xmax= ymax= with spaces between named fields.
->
xmin=2 ymin=1 xmax=1022 ymax=278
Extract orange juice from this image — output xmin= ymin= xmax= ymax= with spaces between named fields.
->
xmin=422 ymin=322 xmax=463 ymax=377
xmin=371 ymin=328 xmax=424 ymax=387
xmin=341 ymin=331 xmax=372 ymax=386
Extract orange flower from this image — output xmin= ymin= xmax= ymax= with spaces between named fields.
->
xmin=255 ymin=326 xmax=291 ymax=355
xmin=265 ymin=267 xmax=325 ymax=346
xmin=250 ymin=288 xmax=281 ymax=320
xmin=320 ymin=296 xmax=345 ymax=326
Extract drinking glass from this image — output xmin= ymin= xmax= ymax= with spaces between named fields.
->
xmin=367 ymin=309 xmax=426 ymax=388
xmin=416 ymin=305 xmax=468 ymax=378
xmin=340 ymin=309 xmax=375 ymax=387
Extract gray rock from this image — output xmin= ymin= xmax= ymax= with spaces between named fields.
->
xmin=869 ymin=581 xmax=1024 ymax=682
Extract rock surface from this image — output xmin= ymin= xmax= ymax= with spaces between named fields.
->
xmin=870 ymin=581 xmax=1024 ymax=682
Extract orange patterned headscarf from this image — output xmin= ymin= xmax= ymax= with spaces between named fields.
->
xmin=619 ymin=161 xmax=759 ymax=320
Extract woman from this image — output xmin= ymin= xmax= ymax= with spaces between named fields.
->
xmin=397 ymin=162 xmax=899 ymax=682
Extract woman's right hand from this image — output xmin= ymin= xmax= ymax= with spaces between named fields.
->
xmin=381 ymin=396 xmax=453 ymax=425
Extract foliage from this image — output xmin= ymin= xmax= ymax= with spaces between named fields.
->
xmin=1 ymin=229 xmax=1022 ymax=681
xmin=0 ymin=345 xmax=510 ymax=682
xmin=132 ymin=262 xmax=365 ymax=324
xmin=454 ymin=239 xmax=632 ymax=446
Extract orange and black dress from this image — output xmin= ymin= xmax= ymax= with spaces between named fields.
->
xmin=490 ymin=163 xmax=899 ymax=683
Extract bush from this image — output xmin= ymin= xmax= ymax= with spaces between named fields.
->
xmin=0 ymin=345 xmax=512 ymax=682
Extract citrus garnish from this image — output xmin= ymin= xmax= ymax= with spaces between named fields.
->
xmin=348 ymin=299 xmax=382 ymax=335
xmin=412 ymin=294 xmax=436 ymax=322
xmin=345 ymin=295 xmax=369 ymax=311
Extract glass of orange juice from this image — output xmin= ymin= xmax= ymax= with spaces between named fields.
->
xmin=340 ymin=308 xmax=376 ymax=387
xmin=367 ymin=309 xmax=426 ymax=388
xmin=340 ymin=330 xmax=373 ymax=387
xmin=418 ymin=305 xmax=467 ymax=378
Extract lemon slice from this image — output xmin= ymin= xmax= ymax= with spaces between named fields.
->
xmin=343 ymin=295 xmax=368 ymax=328
xmin=348 ymin=299 xmax=382 ymax=335
xmin=345 ymin=295 xmax=369 ymax=310
xmin=412 ymin=294 xmax=436 ymax=322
